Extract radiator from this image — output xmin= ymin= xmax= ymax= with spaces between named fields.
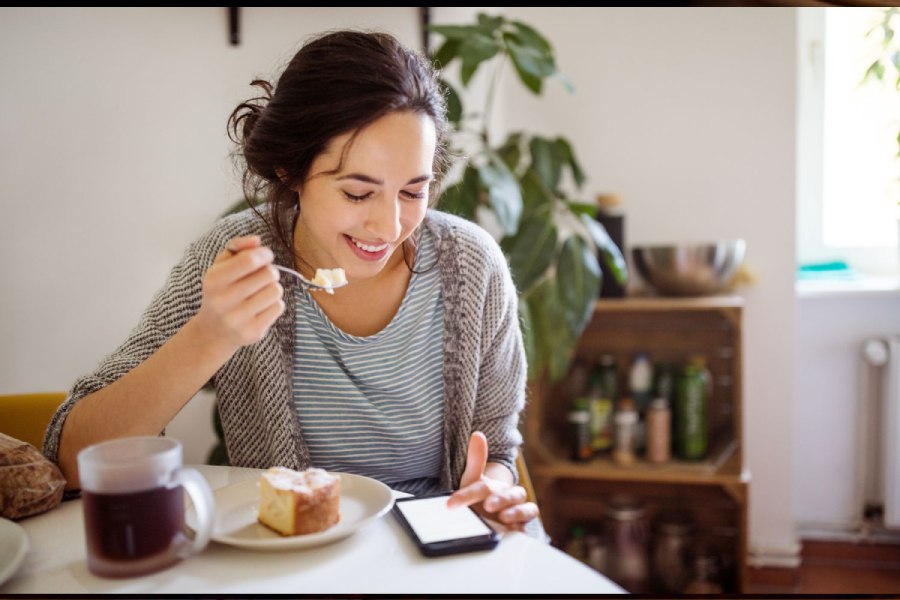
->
xmin=860 ymin=337 xmax=900 ymax=529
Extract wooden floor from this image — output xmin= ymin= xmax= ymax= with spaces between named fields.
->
xmin=747 ymin=539 xmax=900 ymax=595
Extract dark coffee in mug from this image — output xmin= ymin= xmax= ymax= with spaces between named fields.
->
xmin=77 ymin=437 xmax=215 ymax=578
xmin=82 ymin=485 xmax=187 ymax=564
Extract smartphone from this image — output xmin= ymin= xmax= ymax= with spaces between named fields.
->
xmin=392 ymin=493 xmax=500 ymax=557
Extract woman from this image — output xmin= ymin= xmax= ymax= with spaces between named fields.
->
xmin=44 ymin=29 xmax=538 ymax=531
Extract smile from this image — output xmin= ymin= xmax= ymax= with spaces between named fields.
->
xmin=350 ymin=237 xmax=389 ymax=253
xmin=344 ymin=235 xmax=391 ymax=262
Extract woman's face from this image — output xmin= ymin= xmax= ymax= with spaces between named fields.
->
xmin=294 ymin=111 xmax=436 ymax=283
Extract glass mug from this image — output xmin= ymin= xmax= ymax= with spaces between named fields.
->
xmin=77 ymin=436 xmax=215 ymax=578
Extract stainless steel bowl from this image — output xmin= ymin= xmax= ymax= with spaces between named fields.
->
xmin=631 ymin=240 xmax=746 ymax=296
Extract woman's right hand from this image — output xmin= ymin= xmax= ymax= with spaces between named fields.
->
xmin=191 ymin=235 xmax=285 ymax=350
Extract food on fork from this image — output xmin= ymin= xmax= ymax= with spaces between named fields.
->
xmin=258 ymin=467 xmax=341 ymax=536
xmin=310 ymin=268 xmax=347 ymax=294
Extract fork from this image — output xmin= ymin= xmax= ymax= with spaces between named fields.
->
xmin=273 ymin=264 xmax=347 ymax=293
xmin=225 ymin=247 xmax=347 ymax=293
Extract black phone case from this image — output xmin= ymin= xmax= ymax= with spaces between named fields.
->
xmin=392 ymin=493 xmax=500 ymax=557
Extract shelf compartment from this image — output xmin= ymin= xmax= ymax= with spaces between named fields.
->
xmin=522 ymin=296 xmax=748 ymax=592
xmin=541 ymin=477 xmax=747 ymax=594
xmin=532 ymin=438 xmax=746 ymax=486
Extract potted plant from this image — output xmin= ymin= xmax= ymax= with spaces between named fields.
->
xmin=428 ymin=13 xmax=627 ymax=383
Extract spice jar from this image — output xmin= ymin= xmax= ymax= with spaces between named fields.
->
xmin=684 ymin=544 xmax=724 ymax=594
xmin=651 ymin=510 xmax=695 ymax=593
xmin=613 ymin=397 xmax=638 ymax=466
xmin=646 ymin=397 xmax=671 ymax=463
xmin=568 ymin=399 xmax=592 ymax=462
xmin=601 ymin=495 xmax=650 ymax=593
xmin=564 ymin=524 xmax=588 ymax=563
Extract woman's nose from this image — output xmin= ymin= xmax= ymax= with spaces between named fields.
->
xmin=365 ymin=196 xmax=402 ymax=242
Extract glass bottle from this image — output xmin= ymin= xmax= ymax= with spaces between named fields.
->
xmin=585 ymin=533 xmax=608 ymax=573
xmin=646 ymin=397 xmax=671 ymax=464
xmin=684 ymin=546 xmax=724 ymax=594
xmin=676 ymin=361 xmax=708 ymax=460
xmin=564 ymin=524 xmax=588 ymax=564
xmin=628 ymin=352 xmax=654 ymax=412
xmin=568 ymin=398 xmax=592 ymax=462
xmin=597 ymin=354 xmax=619 ymax=403
xmin=595 ymin=193 xmax=626 ymax=298
xmin=601 ymin=495 xmax=650 ymax=593
xmin=587 ymin=366 xmax=614 ymax=453
xmin=613 ymin=397 xmax=638 ymax=466
xmin=651 ymin=510 xmax=695 ymax=593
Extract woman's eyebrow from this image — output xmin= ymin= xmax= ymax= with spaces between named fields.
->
xmin=336 ymin=173 xmax=434 ymax=185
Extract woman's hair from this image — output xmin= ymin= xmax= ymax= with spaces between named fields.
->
xmin=227 ymin=29 xmax=450 ymax=270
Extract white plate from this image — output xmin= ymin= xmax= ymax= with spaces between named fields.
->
xmin=0 ymin=518 xmax=29 ymax=586
xmin=198 ymin=472 xmax=393 ymax=551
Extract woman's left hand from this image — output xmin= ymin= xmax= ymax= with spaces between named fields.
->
xmin=446 ymin=431 xmax=539 ymax=530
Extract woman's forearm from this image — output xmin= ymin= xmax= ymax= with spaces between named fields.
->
xmin=57 ymin=317 xmax=238 ymax=489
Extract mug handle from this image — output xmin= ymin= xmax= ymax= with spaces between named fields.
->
xmin=174 ymin=466 xmax=215 ymax=557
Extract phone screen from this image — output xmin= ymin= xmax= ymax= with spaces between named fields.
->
xmin=392 ymin=494 xmax=499 ymax=557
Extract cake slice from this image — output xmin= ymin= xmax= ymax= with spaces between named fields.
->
xmin=258 ymin=467 xmax=341 ymax=536
xmin=310 ymin=268 xmax=347 ymax=294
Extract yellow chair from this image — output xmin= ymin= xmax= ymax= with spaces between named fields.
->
xmin=516 ymin=447 xmax=537 ymax=504
xmin=0 ymin=392 xmax=66 ymax=450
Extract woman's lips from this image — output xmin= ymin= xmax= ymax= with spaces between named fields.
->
xmin=344 ymin=234 xmax=390 ymax=261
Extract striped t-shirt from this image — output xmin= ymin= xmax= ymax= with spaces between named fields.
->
xmin=292 ymin=230 xmax=445 ymax=496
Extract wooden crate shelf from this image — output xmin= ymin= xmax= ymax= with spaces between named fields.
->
xmin=523 ymin=295 xmax=750 ymax=593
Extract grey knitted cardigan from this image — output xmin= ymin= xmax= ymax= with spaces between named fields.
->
xmin=44 ymin=207 xmax=527 ymax=491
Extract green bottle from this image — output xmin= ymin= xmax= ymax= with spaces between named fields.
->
xmin=676 ymin=362 xmax=708 ymax=460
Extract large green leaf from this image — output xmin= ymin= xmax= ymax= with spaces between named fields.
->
xmin=438 ymin=78 xmax=463 ymax=125
xmin=526 ymin=279 xmax=577 ymax=382
xmin=504 ymin=37 xmax=555 ymax=94
xmin=517 ymin=299 xmax=539 ymax=381
xmin=433 ymin=39 xmax=461 ymax=69
xmin=501 ymin=216 xmax=557 ymax=293
xmin=459 ymin=33 xmax=500 ymax=86
xmin=496 ymin=132 xmax=523 ymax=173
xmin=478 ymin=154 xmax=522 ymax=236
xmin=566 ymin=199 xmax=596 ymax=218
xmin=554 ymin=137 xmax=586 ymax=188
xmin=529 ymin=136 xmax=564 ymax=192
xmin=510 ymin=20 xmax=552 ymax=55
xmin=438 ymin=165 xmax=481 ymax=220
xmin=581 ymin=214 xmax=629 ymax=285
xmin=475 ymin=13 xmax=504 ymax=36
xmin=427 ymin=24 xmax=480 ymax=40
xmin=557 ymin=235 xmax=601 ymax=333
xmin=519 ymin=168 xmax=556 ymax=219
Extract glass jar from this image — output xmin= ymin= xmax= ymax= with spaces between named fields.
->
xmin=601 ymin=495 xmax=650 ymax=593
xmin=613 ymin=397 xmax=638 ymax=466
xmin=651 ymin=510 xmax=695 ymax=593
xmin=684 ymin=545 xmax=724 ymax=594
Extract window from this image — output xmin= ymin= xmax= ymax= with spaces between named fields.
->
xmin=798 ymin=8 xmax=900 ymax=278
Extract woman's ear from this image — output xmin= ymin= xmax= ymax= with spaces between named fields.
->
xmin=276 ymin=168 xmax=303 ymax=194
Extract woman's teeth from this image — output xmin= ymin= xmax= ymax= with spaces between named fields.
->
xmin=351 ymin=238 xmax=388 ymax=253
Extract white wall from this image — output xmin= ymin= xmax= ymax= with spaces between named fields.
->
xmin=1 ymin=7 xmax=800 ymax=561
xmin=499 ymin=7 xmax=799 ymax=563
xmin=794 ymin=292 xmax=900 ymax=532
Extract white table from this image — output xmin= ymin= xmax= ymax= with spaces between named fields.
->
xmin=1 ymin=465 xmax=624 ymax=594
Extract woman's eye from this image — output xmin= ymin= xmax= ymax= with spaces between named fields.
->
xmin=343 ymin=191 xmax=372 ymax=202
xmin=402 ymin=190 xmax=427 ymax=201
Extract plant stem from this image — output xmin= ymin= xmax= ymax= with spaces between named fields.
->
xmin=482 ymin=53 xmax=507 ymax=146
